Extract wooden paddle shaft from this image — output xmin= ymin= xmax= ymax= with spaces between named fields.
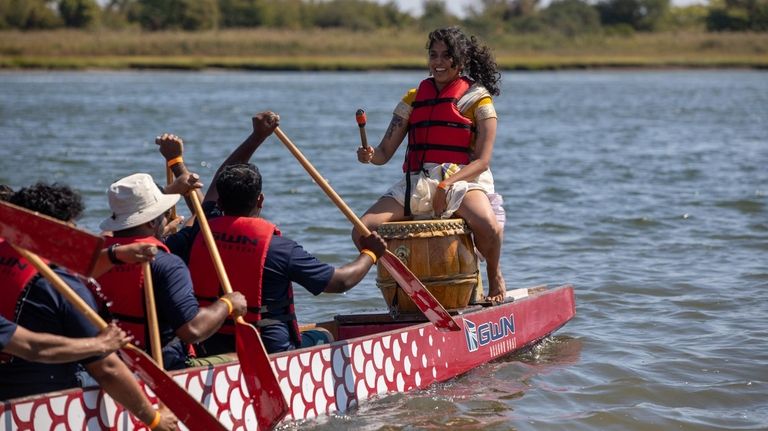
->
xmin=189 ymin=192 xmax=233 ymax=294
xmin=19 ymin=246 xmax=171 ymax=357
xmin=188 ymin=192 xmax=289 ymax=426
xmin=274 ymin=126 xmax=461 ymax=332
xmin=13 ymin=246 xmax=227 ymax=430
xmin=143 ymin=262 xmax=164 ymax=368
xmin=14 ymin=245 xmax=107 ymax=330
xmin=188 ymin=191 xmax=253 ymax=326
xmin=275 ymin=127 xmax=371 ymax=237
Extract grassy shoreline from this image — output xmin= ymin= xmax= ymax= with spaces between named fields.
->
xmin=1 ymin=28 xmax=766 ymax=71
xmin=2 ymin=55 xmax=765 ymax=71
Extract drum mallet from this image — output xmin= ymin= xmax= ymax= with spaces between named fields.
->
xmin=355 ymin=108 xmax=369 ymax=149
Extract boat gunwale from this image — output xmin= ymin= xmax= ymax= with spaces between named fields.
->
xmin=0 ymin=284 xmax=576 ymax=428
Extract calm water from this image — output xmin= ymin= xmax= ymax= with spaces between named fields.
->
xmin=0 ymin=70 xmax=766 ymax=430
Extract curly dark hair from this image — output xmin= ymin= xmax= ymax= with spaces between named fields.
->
xmin=216 ymin=163 xmax=262 ymax=215
xmin=9 ymin=182 xmax=84 ymax=222
xmin=0 ymin=185 xmax=13 ymax=202
xmin=426 ymin=26 xmax=501 ymax=96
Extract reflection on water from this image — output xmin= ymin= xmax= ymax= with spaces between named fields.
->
xmin=288 ymin=336 xmax=583 ymax=431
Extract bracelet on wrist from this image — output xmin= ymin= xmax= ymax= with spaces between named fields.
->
xmin=218 ymin=297 xmax=234 ymax=315
xmin=107 ymin=244 xmax=125 ymax=265
xmin=437 ymin=181 xmax=450 ymax=191
xmin=360 ymin=249 xmax=377 ymax=264
xmin=148 ymin=410 xmax=162 ymax=430
xmin=166 ymin=156 xmax=183 ymax=168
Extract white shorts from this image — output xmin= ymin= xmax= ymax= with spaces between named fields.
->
xmin=381 ymin=163 xmax=505 ymax=228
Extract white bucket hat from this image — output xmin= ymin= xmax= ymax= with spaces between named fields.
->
xmin=99 ymin=173 xmax=180 ymax=232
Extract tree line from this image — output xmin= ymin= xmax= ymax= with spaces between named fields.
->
xmin=1 ymin=0 xmax=765 ymax=33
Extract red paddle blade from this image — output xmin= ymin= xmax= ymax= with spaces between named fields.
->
xmin=0 ymin=201 xmax=103 ymax=276
xmin=355 ymin=109 xmax=366 ymax=127
xmin=235 ymin=320 xmax=289 ymax=430
xmin=381 ymin=251 xmax=461 ymax=332
xmin=118 ymin=346 xmax=226 ymax=430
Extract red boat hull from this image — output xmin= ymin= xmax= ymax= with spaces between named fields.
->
xmin=0 ymin=285 xmax=575 ymax=430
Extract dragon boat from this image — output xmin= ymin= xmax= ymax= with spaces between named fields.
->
xmin=0 ymin=283 xmax=574 ymax=430
xmin=0 ymin=206 xmax=576 ymax=431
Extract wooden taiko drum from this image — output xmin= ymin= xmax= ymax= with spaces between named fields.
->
xmin=376 ymin=219 xmax=479 ymax=312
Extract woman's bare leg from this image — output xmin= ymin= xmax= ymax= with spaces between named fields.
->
xmin=454 ymin=190 xmax=506 ymax=301
xmin=352 ymin=197 xmax=407 ymax=249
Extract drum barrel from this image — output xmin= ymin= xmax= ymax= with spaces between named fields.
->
xmin=376 ymin=219 xmax=479 ymax=312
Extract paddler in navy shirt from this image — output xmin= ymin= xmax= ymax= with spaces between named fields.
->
xmin=96 ymin=172 xmax=247 ymax=369
xmin=0 ymin=183 xmax=178 ymax=430
xmin=159 ymin=112 xmax=386 ymax=356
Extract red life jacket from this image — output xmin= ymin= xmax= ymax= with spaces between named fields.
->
xmin=96 ymin=236 xmax=169 ymax=351
xmin=0 ymin=239 xmax=42 ymax=363
xmin=188 ymin=216 xmax=301 ymax=346
xmin=0 ymin=239 xmax=39 ymax=321
xmin=403 ymin=76 xmax=474 ymax=173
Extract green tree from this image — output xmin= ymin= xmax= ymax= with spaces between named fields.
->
xmin=420 ymin=0 xmax=460 ymax=29
xmin=467 ymin=0 xmax=540 ymax=19
xmin=664 ymin=4 xmax=708 ymax=30
xmin=136 ymin=0 xmax=175 ymax=30
xmin=219 ymin=0 xmax=264 ymax=27
xmin=755 ymin=0 xmax=768 ymax=29
xmin=100 ymin=0 xmax=142 ymax=28
xmin=179 ymin=0 xmax=218 ymax=30
xmin=0 ymin=0 xmax=62 ymax=29
xmin=59 ymin=0 xmax=101 ymax=28
xmin=707 ymin=0 xmax=768 ymax=31
xmin=541 ymin=0 xmax=601 ymax=35
xmin=263 ymin=0 xmax=304 ymax=28
xmin=0 ymin=0 xmax=11 ymax=28
xmin=312 ymin=0 xmax=406 ymax=30
xmin=136 ymin=0 xmax=218 ymax=30
xmin=596 ymin=0 xmax=670 ymax=30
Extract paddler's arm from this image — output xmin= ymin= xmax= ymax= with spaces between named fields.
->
xmin=84 ymin=354 xmax=179 ymax=431
xmin=357 ymin=113 xmax=407 ymax=166
xmin=203 ymin=111 xmax=280 ymax=204
xmin=174 ymin=291 xmax=246 ymax=343
xmin=323 ymin=233 xmax=387 ymax=293
xmin=155 ymin=133 xmax=204 ymax=217
xmin=150 ymin=252 xmax=248 ymax=344
xmin=90 ymin=242 xmax=159 ymax=278
xmin=163 ymin=171 xmax=203 ymax=228
xmin=2 ymin=323 xmax=132 ymax=364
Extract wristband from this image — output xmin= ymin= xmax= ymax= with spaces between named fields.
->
xmin=148 ymin=410 xmax=162 ymax=430
xmin=437 ymin=181 xmax=449 ymax=191
xmin=107 ymin=244 xmax=125 ymax=265
xmin=360 ymin=249 xmax=377 ymax=264
xmin=166 ymin=156 xmax=183 ymax=168
xmin=218 ymin=296 xmax=234 ymax=315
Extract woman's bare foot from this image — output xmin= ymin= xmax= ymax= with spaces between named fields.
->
xmin=485 ymin=272 xmax=506 ymax=303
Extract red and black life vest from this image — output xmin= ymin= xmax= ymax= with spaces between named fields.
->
xmin=188 ymin=216 xmax=302 ymax=346
xmin=403 ymin=76 xmax=474 ymax=173
xmin=0 ymin=239 xmax=39 ymax=322
xmin=0 ymin=239 xmax=41 ymax=363
xmin=96 ymin=236 xmax=169 ymax=351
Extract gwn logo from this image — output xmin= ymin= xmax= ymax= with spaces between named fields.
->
xmin=464 ymin=314 xmax=516 ymax=353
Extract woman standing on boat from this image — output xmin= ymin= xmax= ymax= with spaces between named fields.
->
xmin=355 ymin=26 xmax=506 ymax=302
